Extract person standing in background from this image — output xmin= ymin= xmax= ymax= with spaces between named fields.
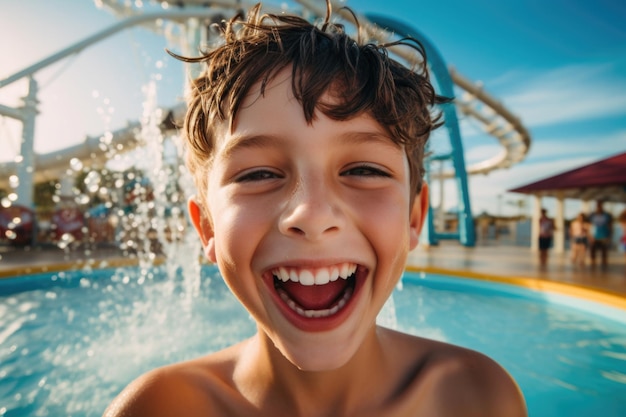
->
xmin=589 ymin=200 xmax=612 ymax=268
xmin=569 ymin=212 xmax=589 ymax=268
xmin=618 ymin=208 xmax=626 ymax=266
xmin=538 ymin=208 xmax=555 ymax=269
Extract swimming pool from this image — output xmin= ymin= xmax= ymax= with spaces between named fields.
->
xmin=0 ymin=265 xmax=625 ymax=416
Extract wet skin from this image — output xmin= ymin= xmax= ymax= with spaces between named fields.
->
xmin=103 ymin=69 xmax=527 ymax=417
xmin=194 ymin=69 xmax=424 ymax=372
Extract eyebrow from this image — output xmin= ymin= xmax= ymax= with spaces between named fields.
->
xmin=337 ymin=131 xmax=400 ymax=150
xmin=218 ymin=134 xmax=283 ymax=160
xmin=219 ymin=129 xmax=399 ymax=160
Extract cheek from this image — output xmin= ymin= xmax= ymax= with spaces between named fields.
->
xmin=355 ymin=189 xmax=411 ymax=259
xmin=210 ymin=193 xmax=277 ymax=270
xmin=360 ymin=188 xmax=410 ymax=230
xmin=213 ymin=206 xmax=255 ymax=261
xmin=211 ymin=206 xmax=264 ymax=302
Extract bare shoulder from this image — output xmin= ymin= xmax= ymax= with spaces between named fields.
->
xmin=383 ymin=329 xmax=527 ymax=417
xmin=102 ymin=364 xmax=214 ymax=417
xmin=103 ymin=342 xmax=248 ymax=417
xmin=423 ymin=345 xmax=527 ymax=416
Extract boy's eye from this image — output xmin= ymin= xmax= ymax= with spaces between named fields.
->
xmin=235 ymin=169 xmax=281 ymax=182
xmin=341 ymin=165 xmax=390 ymax=177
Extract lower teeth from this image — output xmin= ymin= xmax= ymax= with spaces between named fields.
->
xmin=278 ymin=286 xmax=353 ymax=318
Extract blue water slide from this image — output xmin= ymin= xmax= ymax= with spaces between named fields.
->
xmin=365 ymin=14 xmax=476 ymax=247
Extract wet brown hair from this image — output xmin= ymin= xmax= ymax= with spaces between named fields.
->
xmin=170 ymin=2 xmax=446 ymax=211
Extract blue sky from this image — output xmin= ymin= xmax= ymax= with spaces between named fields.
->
xmin=1 ymin=0 xmax=625 ymax=217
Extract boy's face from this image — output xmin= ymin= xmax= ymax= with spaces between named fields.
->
xmin=189 ymin=68 xmax=427 ymax=371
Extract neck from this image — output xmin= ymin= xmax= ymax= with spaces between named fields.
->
xmin=234 ymin=326 xmax=390 ymax=417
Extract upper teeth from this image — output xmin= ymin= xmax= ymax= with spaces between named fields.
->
xmin=272 ymin=263 xmax=357 ymax=286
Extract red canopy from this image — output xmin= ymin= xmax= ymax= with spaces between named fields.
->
xmin=509 ymin=151 xmax=626 ymax=202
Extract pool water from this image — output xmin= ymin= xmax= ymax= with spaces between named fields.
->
xmin=396 ymin=274 xmax=626 ymax=416
xmin=0 ymin=265 xmax=625 ymax=417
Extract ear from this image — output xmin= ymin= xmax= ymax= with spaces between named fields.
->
xmin=188 ymin=196 xmax=216 ymax=263
xmin=409 ymin=183 xmax=429 ymax=250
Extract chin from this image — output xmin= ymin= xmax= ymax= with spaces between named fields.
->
xmin=274 ymin=313 xmax=372 ymax=373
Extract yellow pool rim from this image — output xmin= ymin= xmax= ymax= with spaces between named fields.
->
xmin=406 ymin=265 xmax=626 ymax=311
xmin=0 ymin=256 xmax=166 ymax=279
xmin=0 ymin=257 xmax=150 ymax=278
xmin=1 ymin=258 xmax=625 ymax=312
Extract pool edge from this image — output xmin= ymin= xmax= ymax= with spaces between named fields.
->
xmin=2 ymin=258 xmax=625 ymax=311
xmin=0 ymin=256 xmax=161 ymax=279
xmin=405 ymin=265 xmax=626 ymax=311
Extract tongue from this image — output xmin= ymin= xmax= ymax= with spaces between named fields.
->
xmin=280 ymin=279 xmax=348 ymax=310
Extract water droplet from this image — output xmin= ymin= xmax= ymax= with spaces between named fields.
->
xmin=57 ymin=233 xmax=76 ymax=249
xmin=76 ymin=194 xmax=90 ymax=205
xmin=9 ymin=175 xmax=19 ymax=188
xmin=103 ymin=131 xmax=114 ymax=143
xmin=70 ymin=158 xmax=83 ymax=171
xmin=84 ymin=171 xmax=101 ymax=193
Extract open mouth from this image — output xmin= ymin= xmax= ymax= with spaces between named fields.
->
xmin=271 ymin=263 xmax=360 ymax=319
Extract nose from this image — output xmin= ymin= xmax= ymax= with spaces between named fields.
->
xmin=278 ymin=176 xmax=343 ymax=240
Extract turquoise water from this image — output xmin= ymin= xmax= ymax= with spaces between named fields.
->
xmin=396 ymin=273 xmax=626 ymax=416
xmin=0 ymin=265 xmax=625 ymax=416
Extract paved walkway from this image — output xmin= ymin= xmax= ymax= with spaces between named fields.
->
xmin=1 ymin=241 xmax=625 ymax=307
xmin=407 ymin=241 xmax=626 ymax=309
xmin=410 ymin=241 xmax=626 ymax=292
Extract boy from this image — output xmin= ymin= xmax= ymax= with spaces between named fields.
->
xmin=104 ymin=3 xmax=526 ymax=416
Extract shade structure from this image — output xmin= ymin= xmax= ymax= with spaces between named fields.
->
xmin=509 ymin=151 xmax=626 ymax=203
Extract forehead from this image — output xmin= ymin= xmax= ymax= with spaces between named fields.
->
xmin=221 ymin=68 xmax=395 ymax=145
xmin=234 ymin=67 xmax=300 ymax=125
